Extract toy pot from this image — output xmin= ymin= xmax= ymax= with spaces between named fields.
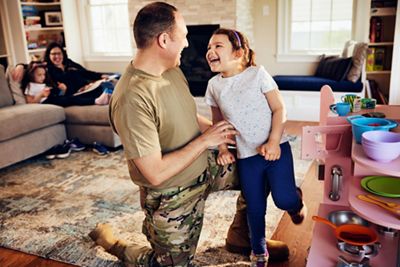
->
xmin=312 ymin=215 xmax=378 ymax=246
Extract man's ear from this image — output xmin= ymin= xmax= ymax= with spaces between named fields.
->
xmin=157 ymin=32 xmax=168 ymax=48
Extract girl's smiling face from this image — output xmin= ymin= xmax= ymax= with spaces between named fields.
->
xmin=206 ymin=34 xmax=242 ymax=77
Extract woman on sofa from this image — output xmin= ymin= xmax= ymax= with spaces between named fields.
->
xmin=21 ymin=60 xmax=111 ymax=107
xmin=13 ymin=42 xmax=117 ymax=104
xmin=43 ymin=42 xmax=116 ymax=97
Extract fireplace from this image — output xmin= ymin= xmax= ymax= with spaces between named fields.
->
xmin=180 ymin=24 xmax=219 ymax=96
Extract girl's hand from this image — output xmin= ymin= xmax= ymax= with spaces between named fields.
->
xmin=217 ymin=149 xmax=236 ymax=165
xmin=257 ymin=141 xmax=281 ymax=161
xmin=42 ymin=87 xmax=51 ymax=97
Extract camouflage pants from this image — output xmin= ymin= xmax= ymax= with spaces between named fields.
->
xmin=122 ymin=149 xmax=240 ymax=267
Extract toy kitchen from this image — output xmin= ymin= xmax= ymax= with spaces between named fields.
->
xmin=302 ymin=86 xmax=400 ymax=267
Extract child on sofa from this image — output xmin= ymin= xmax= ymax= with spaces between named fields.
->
xmin=21 ymin=61 xmax=111 ymax=107
xmin=21 ymin=61 xmax=52 ymax=104
xmin=204 ymin=28 xmax=307 ymax=267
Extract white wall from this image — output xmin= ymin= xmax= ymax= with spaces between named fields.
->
xmin=61 ymin=0 xmax=83 ymax=65
xmin=85 ymin=60 xmax=129 ymax=74
xmin=4 ymin=0 xmax=372 ymax=76
xmin=389 ymin=3 xmax=400 ymax=104
xmin=252 ymin=0 xmax=370 ymax=76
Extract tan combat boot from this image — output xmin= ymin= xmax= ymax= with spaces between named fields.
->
xmin=89 ymin=223 xmax=127 ymax=260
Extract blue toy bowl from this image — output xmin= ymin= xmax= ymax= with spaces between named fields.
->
xmin=346 ymin=115 xmax=398 ymax=143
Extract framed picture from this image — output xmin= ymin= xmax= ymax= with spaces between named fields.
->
xmin=44 ymin=11 xmax=62 ymax=26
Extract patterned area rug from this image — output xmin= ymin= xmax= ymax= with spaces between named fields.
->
xmin=0 ymin=137 xmax=311 ymax=266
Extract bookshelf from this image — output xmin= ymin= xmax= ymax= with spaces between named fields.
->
xmin=3 ymin=0 xmax=82 ymax=65
xmin=20 ymin=1 xmax=65 ymax=61
xmin=0 ymin=1 xmax=9 ymax=68
xmin=366 ymin=0 xmax=399 ymax=104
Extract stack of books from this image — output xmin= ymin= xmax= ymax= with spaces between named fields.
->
xmin=366 ymin=47 xmax=385 ymax=71
xmin=369 ymin=17 xmax=383 ymax=43
xmin=25 ymin=16 xmax=42 ymax=29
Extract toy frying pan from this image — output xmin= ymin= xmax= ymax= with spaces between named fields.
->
xmin=312 ymin=215 xmax=378 ymax=246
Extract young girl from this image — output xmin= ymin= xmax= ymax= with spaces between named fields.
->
xmin=21 ymin=61 xmax=52 ymax=104
xmin=21 ymin=61 xmax=111 ymax=107
xmin=205 ymin=28 xmax=306 ymax=267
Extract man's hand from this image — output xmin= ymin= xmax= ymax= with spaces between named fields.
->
xmin=257 ymin=141 xmax=281 ymax=161
xmin=132 ymin=120 xmax=238 ymax=187
xmin=11 ymin=65 xmax=25 ymax=82
xmin=200 ymin=120 xmax=238 ymax=148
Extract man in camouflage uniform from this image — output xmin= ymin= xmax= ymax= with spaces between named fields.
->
xmin=89 ymin=2 xmax=288 ymax=266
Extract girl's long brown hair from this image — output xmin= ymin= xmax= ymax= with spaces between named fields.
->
xmin=20 ymin=61 xmax=51 ymax=90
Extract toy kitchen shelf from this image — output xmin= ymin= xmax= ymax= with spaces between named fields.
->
xmin=304 ymin=86 xmax=400 ymax=267
xmin=306 ymin=139 xmax=400 ymax=267
xmin=349 ymin=142 xmax=400 ymax=230
xmin=351 ymin=141 xmax=400 ymax=177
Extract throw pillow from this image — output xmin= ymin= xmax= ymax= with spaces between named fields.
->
xmin=341 ymin=40 xmax=357 ymax=58
xmin=314 ymin=55 xmax=338 ymax=77
xmin=5 ymin=66 xmax=26 ymax=104
xmin=315 ymin=55 xmax=353 ymax=81
xmin=0 ymin=65 xmax=14 ymax=108
xmin=347 ymin=42 xmax=368 ymax=83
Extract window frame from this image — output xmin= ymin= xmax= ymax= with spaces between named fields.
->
xmin=77 ymin=0 xmax=133 ymax=62
xmin=277 ymin=0 xmax=355 ymax=62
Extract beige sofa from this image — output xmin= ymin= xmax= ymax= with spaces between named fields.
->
xmin=0 ymin=65 xmax=120 ymax=169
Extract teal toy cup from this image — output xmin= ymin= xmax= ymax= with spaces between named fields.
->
xmin=330 ymin=102 xmax=351 ymax=116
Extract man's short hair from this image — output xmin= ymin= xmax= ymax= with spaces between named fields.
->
xmin=133 ymin=2 xmax=178 ymax=49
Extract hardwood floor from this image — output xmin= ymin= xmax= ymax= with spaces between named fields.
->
xmin=0 ymin=247 xmax=72 ymax=267
xmin=0 ymin=121 xmax=319 ymax=267
xmin=268 ymin=160 xmax=321 ymax=267
xmin=268 ymin=120 xmax=321 ymax=267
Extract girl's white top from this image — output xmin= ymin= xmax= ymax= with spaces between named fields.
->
xmin=205 ymin=65 xmax=288 ymax=159
xmin=25 ymin=82 xmax=47 ymax=103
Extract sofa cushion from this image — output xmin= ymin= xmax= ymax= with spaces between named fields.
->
xmin=0 ymin=104 xmax=65 ymax=142
xmin=5 ymin=66 xmax=26 ymax=104
xmin=347 ymin=42 xmax=368 ymax=83
xmin=0 ymin=65 xmax=14 ymax=108
xmin=0 ymin=124 xmax=66 ymax=169
xmin=274 ymin=75 xmax=363 ymax=92
xmin=64 ymin=105 xmax=110 ymax=126
xmin=315 ymin=55 xmax=353 ymax=81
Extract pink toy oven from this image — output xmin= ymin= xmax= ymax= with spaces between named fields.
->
xmin=302 ymin=86 xmax=400 ymax=267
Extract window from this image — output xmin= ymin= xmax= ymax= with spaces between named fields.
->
xmin=278 ymin=0 xmax=354 ymax=62
xmin=79 ymin=0 xmax=133 ymax=60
